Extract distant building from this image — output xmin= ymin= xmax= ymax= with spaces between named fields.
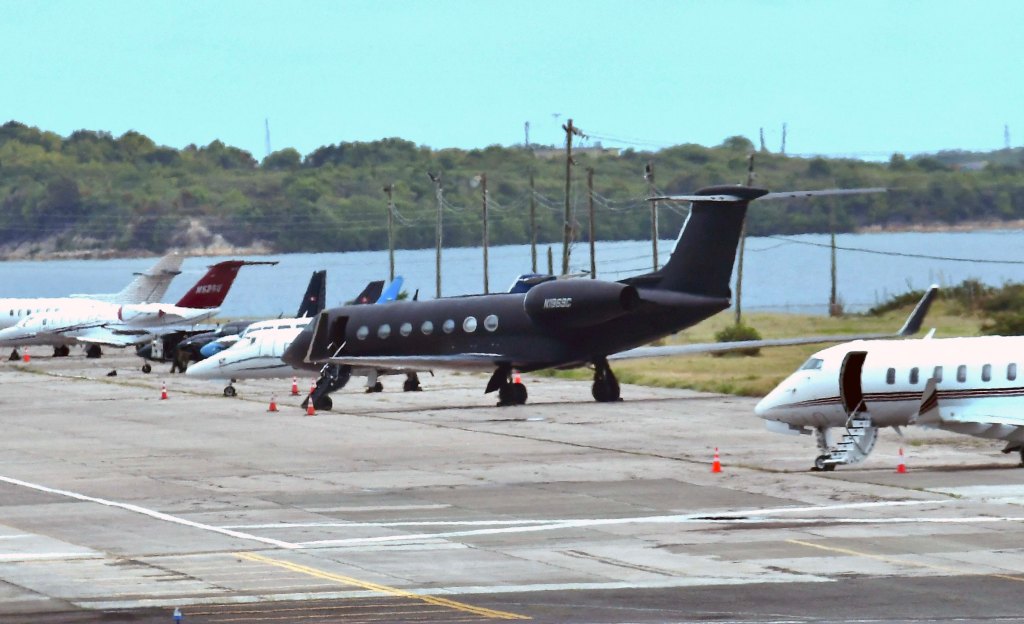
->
xmin=952 ymin=161 xmax=989 ymax=171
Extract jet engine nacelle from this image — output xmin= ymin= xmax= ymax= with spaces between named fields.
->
xmin=118 ymin=304 xmax=169 ymax=324
xmin=523 ymin=279 xmax=639 ymax=328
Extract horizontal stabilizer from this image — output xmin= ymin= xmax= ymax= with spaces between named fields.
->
xmin=650 ymin=187 xmax=887 ymax=203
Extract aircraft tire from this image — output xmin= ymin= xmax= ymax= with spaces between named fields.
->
xmin=591 ymin=378 xmax=620 ymax=402
xmin=141 ymin=363 xmax=152 ymax=374
xmin=8 ymin=349 xmax=19 ymax=361
xmin=223 ymin=386 xmax=237 ymax=398
xmin=86 ymin=345 xmax=102 ymax=359
xmin=373 ymin=382 xmax=383 ymax=393
xmin=314 ymin=395 xmax=333 ymax=411
xmin=511 ymin=382 xmax=528 ymax=405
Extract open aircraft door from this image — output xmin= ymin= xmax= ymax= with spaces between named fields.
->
xmin=839 ymin=351 xmax=868 ymax=414
xmin=307 ymin=313 xmax=349 ymax=361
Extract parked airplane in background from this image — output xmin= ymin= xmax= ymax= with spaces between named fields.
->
xmin=0 ymin=260 xmax=272 ymax=358
xmin=187 ymin=277 xmax=418 ymax=408
xmin=2 ymin=252 xmax=183 ymax=358
xmin=753 ymin=289 xmax=1024 ymax=470
xmin=137 ymin=269 xmax=328 ymax=372
xmin=284 ymin=185 xmax=887 ymax=406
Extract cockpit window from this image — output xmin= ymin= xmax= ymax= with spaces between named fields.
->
xmin=799 ymin=358 xmax=824 ymax=371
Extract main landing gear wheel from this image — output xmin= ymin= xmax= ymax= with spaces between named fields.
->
xmin=403 ymin=373 xmax=422 ymax=392
xmin=53 ymin=345 xmax=71 ymax=357
xmin=223 ymin=385 xmax=237 ymax=397
xmin=498 ymin=382 xmax=528 ymax=406
xmin=591 ymin=358 xmax=621 ymax=403
xmin=86 ymin=344 xmax=103 ymax=359
xmin=141 ymin=363 xmax=152 ymax=374
xmin=365 ymin=381 xmax=384 ymax=393
xmin=813 ymin=455 xmax=836 ymax=472
xmin=314 ymin=395 xmax=333 ymax=411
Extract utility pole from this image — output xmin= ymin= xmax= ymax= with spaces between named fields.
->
xmin=780 ymin=122 xmax=788 ymax=155
xmin=759 ymin=127 xmax=766 ymax=152
xmin=383 ymin=184 xmax=395 ymax=282
xmin=547 ymin=246 xmax=554 ymax=276
xmin=562 ymin=118 xmax=583 ymax=275
xmin=829 ymin=200 xmax=839 ymax=316
xmin=524 ymin=121 xmax=530 ymax=148
xmin=587 ymin=167 xmax=596 ymax=279
xmin=529 ymin=169 xmax=537 ymax=273
xmin=481 ymin=173 xmax=489 ymax=294
xmin=429 ymin=172 xmax=443 ymax=298
xmin=264 ymin=118 xmax=272 ymax=158
xmin=735 ymin=153 xmax=755 ymax=325
xmin=645 ymin=161 xmax=658 ymax=270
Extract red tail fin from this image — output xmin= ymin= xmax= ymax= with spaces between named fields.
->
xmin=175 ymin=260 xmax=278 ymax=309
xmin=174 ymin=261 xmax=245 ymax=309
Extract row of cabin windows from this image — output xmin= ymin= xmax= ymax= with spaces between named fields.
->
xmin=9 ymin=308 xmax=55 ymax=317
xmin=356 ymin=314 xmax=500 ymax=341
xmin=886 ymin=363 xmax=1018 ymax=385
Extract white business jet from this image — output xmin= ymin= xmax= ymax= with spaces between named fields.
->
xmin=755 ymin=286 xmax=1024 ymax=470
xmin=186 ymin=277 xmax=421 ymax=409
xmin=0 ymin=252 xmax=182 ymax=357
xmin=0 ymin=260 xmax=265 ymax=357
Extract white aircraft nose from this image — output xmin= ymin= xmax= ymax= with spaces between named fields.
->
xmin=754 ymin=385 xmax=791 ymax=418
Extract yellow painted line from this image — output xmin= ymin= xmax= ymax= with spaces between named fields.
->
xmin=235 ymin=551 xmax=530 ymax=620
xmin=787 ymin=539 xmax=1024 ymax=583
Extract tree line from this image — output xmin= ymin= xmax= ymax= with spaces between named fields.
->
xmin=1 ymin=121 xmax=1023 ymax=256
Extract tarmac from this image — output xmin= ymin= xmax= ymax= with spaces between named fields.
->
xmin=2 ymin=351 xmax=1024 ymax=623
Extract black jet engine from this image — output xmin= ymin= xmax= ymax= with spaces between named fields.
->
xmin=523 ymin=279 xmax=639 ymax=329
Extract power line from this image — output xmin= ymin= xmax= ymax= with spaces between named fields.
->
xmin=760 ymin=235 xmax=1024 ymax=265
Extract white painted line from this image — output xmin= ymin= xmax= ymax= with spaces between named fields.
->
xmin=0 ymin=535 xmax=32 ymax=540
xmin=227 ymin=500 xmax=954 ymax=532
xmin=293 ymin=500 xmax=964 ymax=547
xmin=77 ymin=575 xmax=829 ymax=611
xmin=224 ymin=519 xmax=556 ymax=530
xmin=302 ymin=504 xmax=452 ymax=513
xmin=0 ymin=475 xmax=299 ymax=550
xmin=0 ymin=553 xmax=99 ymax=562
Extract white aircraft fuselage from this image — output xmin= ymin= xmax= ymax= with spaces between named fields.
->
xmin=186 ymin=318 xmax=312 ymax=380
xmin=0 ymin=300 xmax=219 ymax=348
xmin=755 ymin=335 xmax=1024 ymax=468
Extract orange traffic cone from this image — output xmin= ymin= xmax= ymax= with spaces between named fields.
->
xmin=268 ymin=394 xmax=279 ymax=412
xmin=160 ymin=382 xmax=168 ymax=400
xmin=897 ymin=447 xmax=907 ymax=473
xmin=22 ymin=348 xmax=30 ymax=363
xmin=306 ymin=382 xmax=316 ymax=416
xmin=711 ymin=447 xmax=722 ymax=473
xmin=513 ymin=369 xmax=522 ymax=384
xmin=291 ymin=376 xmax=300 ymax=396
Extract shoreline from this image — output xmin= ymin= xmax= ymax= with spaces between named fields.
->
xmin=2 ymin=219 xmax=1023 ymax=262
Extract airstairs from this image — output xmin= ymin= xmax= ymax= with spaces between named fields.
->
xmin=815 ymin=401 xmax=878 ymax=470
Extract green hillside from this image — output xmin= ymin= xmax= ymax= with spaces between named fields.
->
xmin=2 ymin=121 xmax=1023 ymax=257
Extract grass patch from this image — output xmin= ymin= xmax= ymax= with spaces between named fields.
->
xmin=538 ymin=302 xmax=980 ymax=397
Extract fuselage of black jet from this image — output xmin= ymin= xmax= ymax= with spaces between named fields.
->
xmin=283 ymin=185 xmax=766 ymax=375
xmin=284 ymin=286 xmax=729 ymax=373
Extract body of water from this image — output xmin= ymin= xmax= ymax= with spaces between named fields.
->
xmin=3 ymin=229 xmax=1024 ymax=319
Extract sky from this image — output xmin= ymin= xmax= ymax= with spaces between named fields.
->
xmin=2 ymin=0 xmax=1022 ymax=160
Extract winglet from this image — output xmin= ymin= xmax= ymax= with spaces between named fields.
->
xmin=897 ymin=285 xmax=939 ymax=336
xmin=912 ymin=377 xmax=941 ymax=426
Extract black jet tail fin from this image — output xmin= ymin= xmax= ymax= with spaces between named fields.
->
xmin=296 ymin=270 xmax=327 ymax=318
xmin=626 ymin=186 xmax=767 ymax=297
xmin=350 ymin=280 xmax=385 ymax=305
